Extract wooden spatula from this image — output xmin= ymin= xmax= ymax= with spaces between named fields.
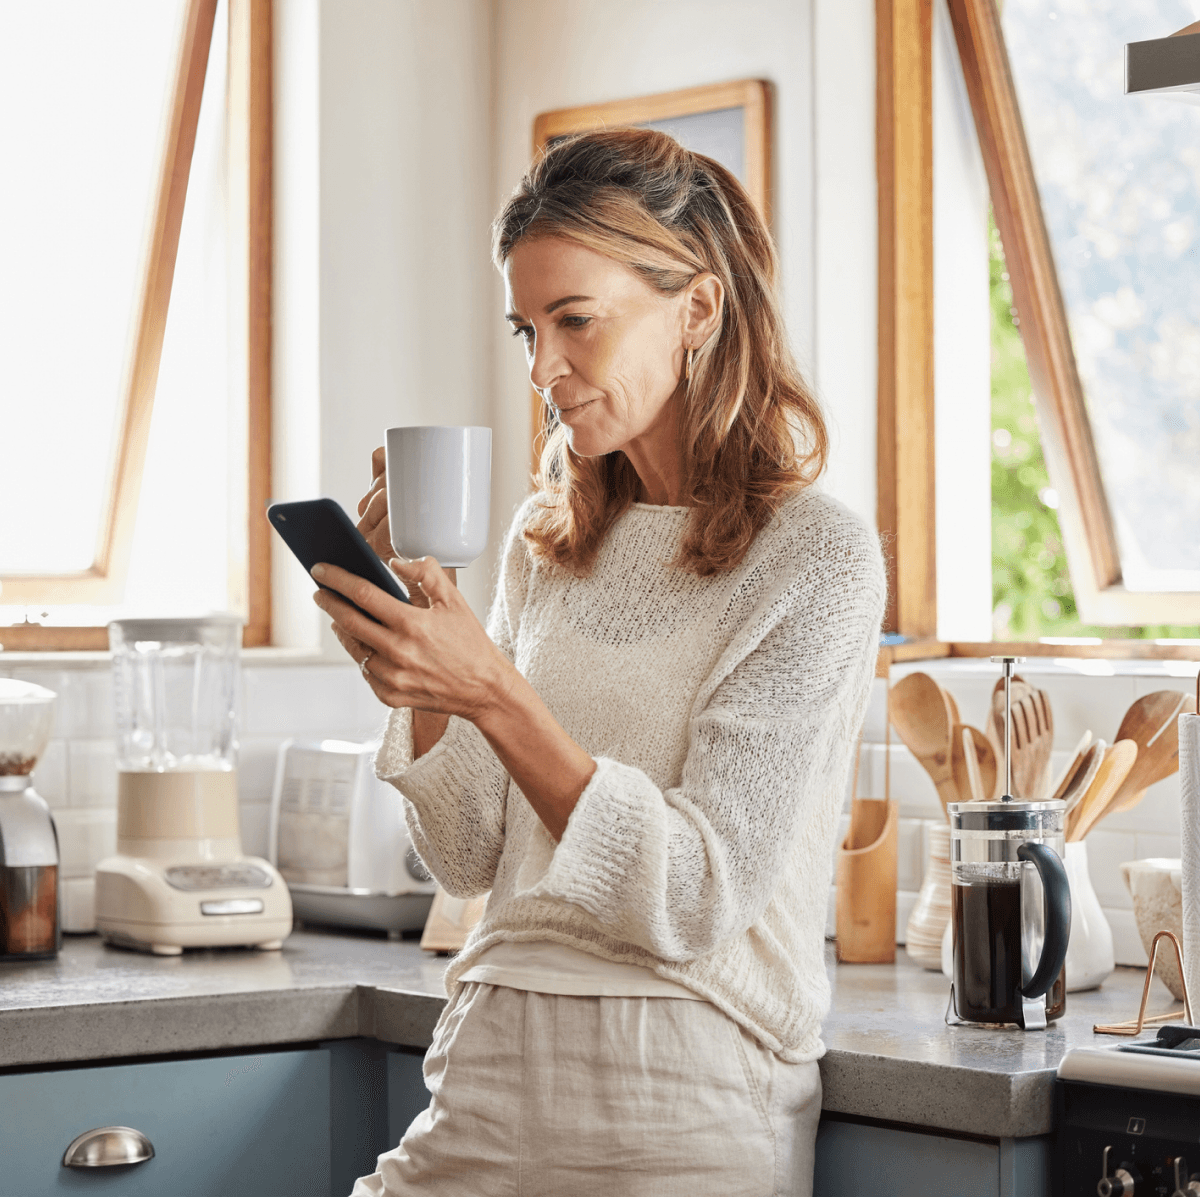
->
xmin=889 ymin=672 xmax=957 ymax=818
xmin=1058 ymin=739 xmax=1104 ymax=815
xmin=951 ymin=724 xmax=995 ymax=801
xmin=1107 ymin=690 xmax=1197 ymax=814
xmin=1067 ymin=740 xmax=1138 ymax=841
xmin=991 ymin=676 xmax=1054 ymax=796
xmin=1050 ymin=729 xmax=1093 ymax=800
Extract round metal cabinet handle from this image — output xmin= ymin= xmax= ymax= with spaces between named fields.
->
xmin=62 ymin=1125 xmax=155 ymax=1169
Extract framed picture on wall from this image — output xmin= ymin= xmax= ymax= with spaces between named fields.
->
xmin=527 ymin=79 xmax=773 ymax=474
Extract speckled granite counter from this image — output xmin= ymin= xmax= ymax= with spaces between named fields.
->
xmin=0 ymin=927 xmax=1174 ymax=1139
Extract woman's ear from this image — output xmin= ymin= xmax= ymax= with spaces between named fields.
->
xmin=682 ymin=272 xmax=724 ymax=349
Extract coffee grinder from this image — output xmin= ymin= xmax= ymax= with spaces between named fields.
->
xmin=945 ymin=656 xmax=1072 ymax=1029
xmin=94 ymin=616 xmax=292 ymax=955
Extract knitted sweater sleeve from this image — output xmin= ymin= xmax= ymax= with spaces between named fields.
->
xmin=528 ymin=511 xmax=886 ymax=962
xmin=373 ymin=496 xmax=537 ymax=898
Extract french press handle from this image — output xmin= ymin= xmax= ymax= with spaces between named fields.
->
xmin=1017 ymin=842 xmax=1072 ymax=999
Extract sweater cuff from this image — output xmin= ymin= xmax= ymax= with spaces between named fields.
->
xmin=532 ymin=756 xmax=663 ymax=925
xmin=374 ymin=706 xmax=467 ymax=784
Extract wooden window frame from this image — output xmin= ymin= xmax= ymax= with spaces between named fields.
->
xmin=528 ymin=79 xmax=773 ymax=478
xmin=876 ymin=0 xmax=1200 ymax=671
xmin=0 ymin=0 xmax=272 ymax=652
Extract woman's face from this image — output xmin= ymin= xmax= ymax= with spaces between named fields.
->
xmin=503 ymin=237 xmax=689 ymax=459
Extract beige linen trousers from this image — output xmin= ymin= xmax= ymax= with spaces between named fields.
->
xmin=351 ymin=981 xmax=822 ymax=1197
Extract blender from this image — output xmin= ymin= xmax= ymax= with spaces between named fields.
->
xmin=94 ymin=616 xmax=292 ymax=955
xmin=945 ymin=657 xmax=1072 ymax=1030
xmin=0 ymin=678 xmax=60 ymax=960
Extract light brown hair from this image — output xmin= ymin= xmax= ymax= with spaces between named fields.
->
xmin=492 ymin=127 xmax=828 ymax=577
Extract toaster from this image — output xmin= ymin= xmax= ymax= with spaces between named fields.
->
xmin=266 ymin=738 xmax=435 ymax=934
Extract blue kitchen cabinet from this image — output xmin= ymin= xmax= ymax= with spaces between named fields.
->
xmin=0 ymin=1047 xmax=331 ymax=1196
xmin=814 ymin=1115 xmax=1051 ymax=1196
xmin=385 ymin=1048 xmax=429 ymax=1148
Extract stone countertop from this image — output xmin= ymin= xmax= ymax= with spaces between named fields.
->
xmin=0 ymin=928 xmax=1176 ymax=1139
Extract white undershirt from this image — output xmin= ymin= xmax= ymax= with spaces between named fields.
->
xmin=458 ymin=940 xmax=704 ymax=1000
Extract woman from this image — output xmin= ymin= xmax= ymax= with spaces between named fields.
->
xmin=316 ymin=129 xmax=885 ymax=1196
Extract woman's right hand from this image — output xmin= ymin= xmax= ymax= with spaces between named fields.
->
xmin=357 ymin=446 xmax=457 ymax=598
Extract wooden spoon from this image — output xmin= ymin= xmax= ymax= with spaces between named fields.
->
xmin=889 ymin=673 xmax=957 ymax=817
xmin=951 ymin=724 xmax=995 ymax=801
xmin=1107 ymin=690 xmax=1197 ymax=814
xmin=1050 ymin=729 xmax=1093 ymax=800
xmin=1059 ymin=739 xmax=1104 ymax=816
xmin=942 ymin=687 xmax=962 ymax=728
xmin=1068 ymin=740 xmax=1138 ymax=841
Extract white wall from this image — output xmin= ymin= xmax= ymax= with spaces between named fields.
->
xmin=274 ymin=0 xmax=496 ymax=646
xmin=813 ymin=0 xmax=878 ymax=528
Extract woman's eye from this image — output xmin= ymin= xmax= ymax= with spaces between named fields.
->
xmin=561 ymin=315 xmax=590 ymax=329
xmin=511 ymin=325 xmax=534 ymax=343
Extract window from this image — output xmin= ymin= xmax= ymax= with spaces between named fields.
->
xmin=879 ymin=0 xmax=1200 ymax=663
xmin=0 ymin=0 xmax=271 ymax=651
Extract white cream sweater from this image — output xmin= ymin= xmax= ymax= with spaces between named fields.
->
xmin=375 ymin=486 xmax=887 ymax=1062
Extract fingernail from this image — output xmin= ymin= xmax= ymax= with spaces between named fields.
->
xmin=391 ymin=556 xmax=411 ymax=568
xmin=311 ymin=564 xmax=326 ymax=579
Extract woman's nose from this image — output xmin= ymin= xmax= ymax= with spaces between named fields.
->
xmin=529 ymin=335 xmax=569 ymax=393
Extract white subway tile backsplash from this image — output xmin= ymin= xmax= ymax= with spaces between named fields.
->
xmin=1084 ymin=831 xmax=1137 ymax=909
xmin=1109 ymin=908 xmax=1149 ymax=967
xmin=242 ymin=665 xmax=385 ymax=738
xmin=239 ymin=799 xmax=272 ymax=860
xmin=1136 ymin=831 xmax=1184 ymax=862
xmin=238 ymin=736 xmax=286 ymax=804
xmin=897 ymin=890 xmax=917 ymax=943
xmin=55 ymin=807 xmax=117 ymax=876
xmin=67 ymin=740 xmax=117 ymax=807
xmin=897 ymin=819 xmax=924 ymax=893
xmin=61 ymin=876 xmax=96 ymax=933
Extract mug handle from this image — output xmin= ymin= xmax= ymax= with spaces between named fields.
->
xmin=1017 ymin=842 xmax=1072 ymax=999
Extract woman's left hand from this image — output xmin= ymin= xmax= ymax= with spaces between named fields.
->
xmin=312 ymin=557 xmax=516 ymax=722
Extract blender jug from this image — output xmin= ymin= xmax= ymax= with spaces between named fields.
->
xmin=108 ymin=616 xmax=242 ymax=858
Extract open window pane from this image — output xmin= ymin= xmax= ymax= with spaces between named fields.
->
xmin=1001 ymin=0 xmax=1200 ymax=593
xmin=0 ymin=0 xmax=187 ymax=574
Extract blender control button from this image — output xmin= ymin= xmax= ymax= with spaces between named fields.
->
xmin=165 ymin=864 xmax=274 ymax=891
xmin=200 ymin=898 xmax=265 ymax=916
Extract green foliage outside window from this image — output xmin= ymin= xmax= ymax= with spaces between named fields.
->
xmin=989 ymin=215 xmax=1200 ymax=640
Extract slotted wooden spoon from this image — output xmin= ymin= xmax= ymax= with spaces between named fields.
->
xmin=890 ymin=672 xmax=957 ymax=817
xmin=1107 ymin=690 xmax=1197 ymax=814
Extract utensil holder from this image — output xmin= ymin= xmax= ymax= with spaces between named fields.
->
xmin=837 ymin=797 xmax=899 ymax=963
xmin=905 ymin=822 xmax=951 ymax=971
xmin=1064 ymin=840 xmax=1114 ymax=991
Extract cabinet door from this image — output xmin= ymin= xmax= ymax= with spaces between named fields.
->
xmin=0 ymin=1048 xmax=330 ymax=1197
xmin=386 ymin=1048 xmax=430 ymax=1148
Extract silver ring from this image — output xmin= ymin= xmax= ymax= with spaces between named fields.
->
xmin=359 ymin=650 xmax=374 ymax=676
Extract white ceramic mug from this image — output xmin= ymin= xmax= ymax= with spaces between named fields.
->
xmin=384 ymin=426 xmax=491 ymax=568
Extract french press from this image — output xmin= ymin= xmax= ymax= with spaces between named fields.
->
xmin=945 ymin=657 xmax=1072 ymax=1030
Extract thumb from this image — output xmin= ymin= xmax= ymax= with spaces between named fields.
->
xmin=391 ymin=556 xmax=454 ymax=606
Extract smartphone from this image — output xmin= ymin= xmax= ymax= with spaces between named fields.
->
xmin=266 ymin=497 xmax=412 ymax=619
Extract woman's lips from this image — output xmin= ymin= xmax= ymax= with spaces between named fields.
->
xmin=557 ymin=398 xmax=597 ymax=417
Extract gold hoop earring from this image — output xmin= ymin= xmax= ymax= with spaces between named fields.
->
xmin=685 ymin=346 xmax=694 ymax=384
